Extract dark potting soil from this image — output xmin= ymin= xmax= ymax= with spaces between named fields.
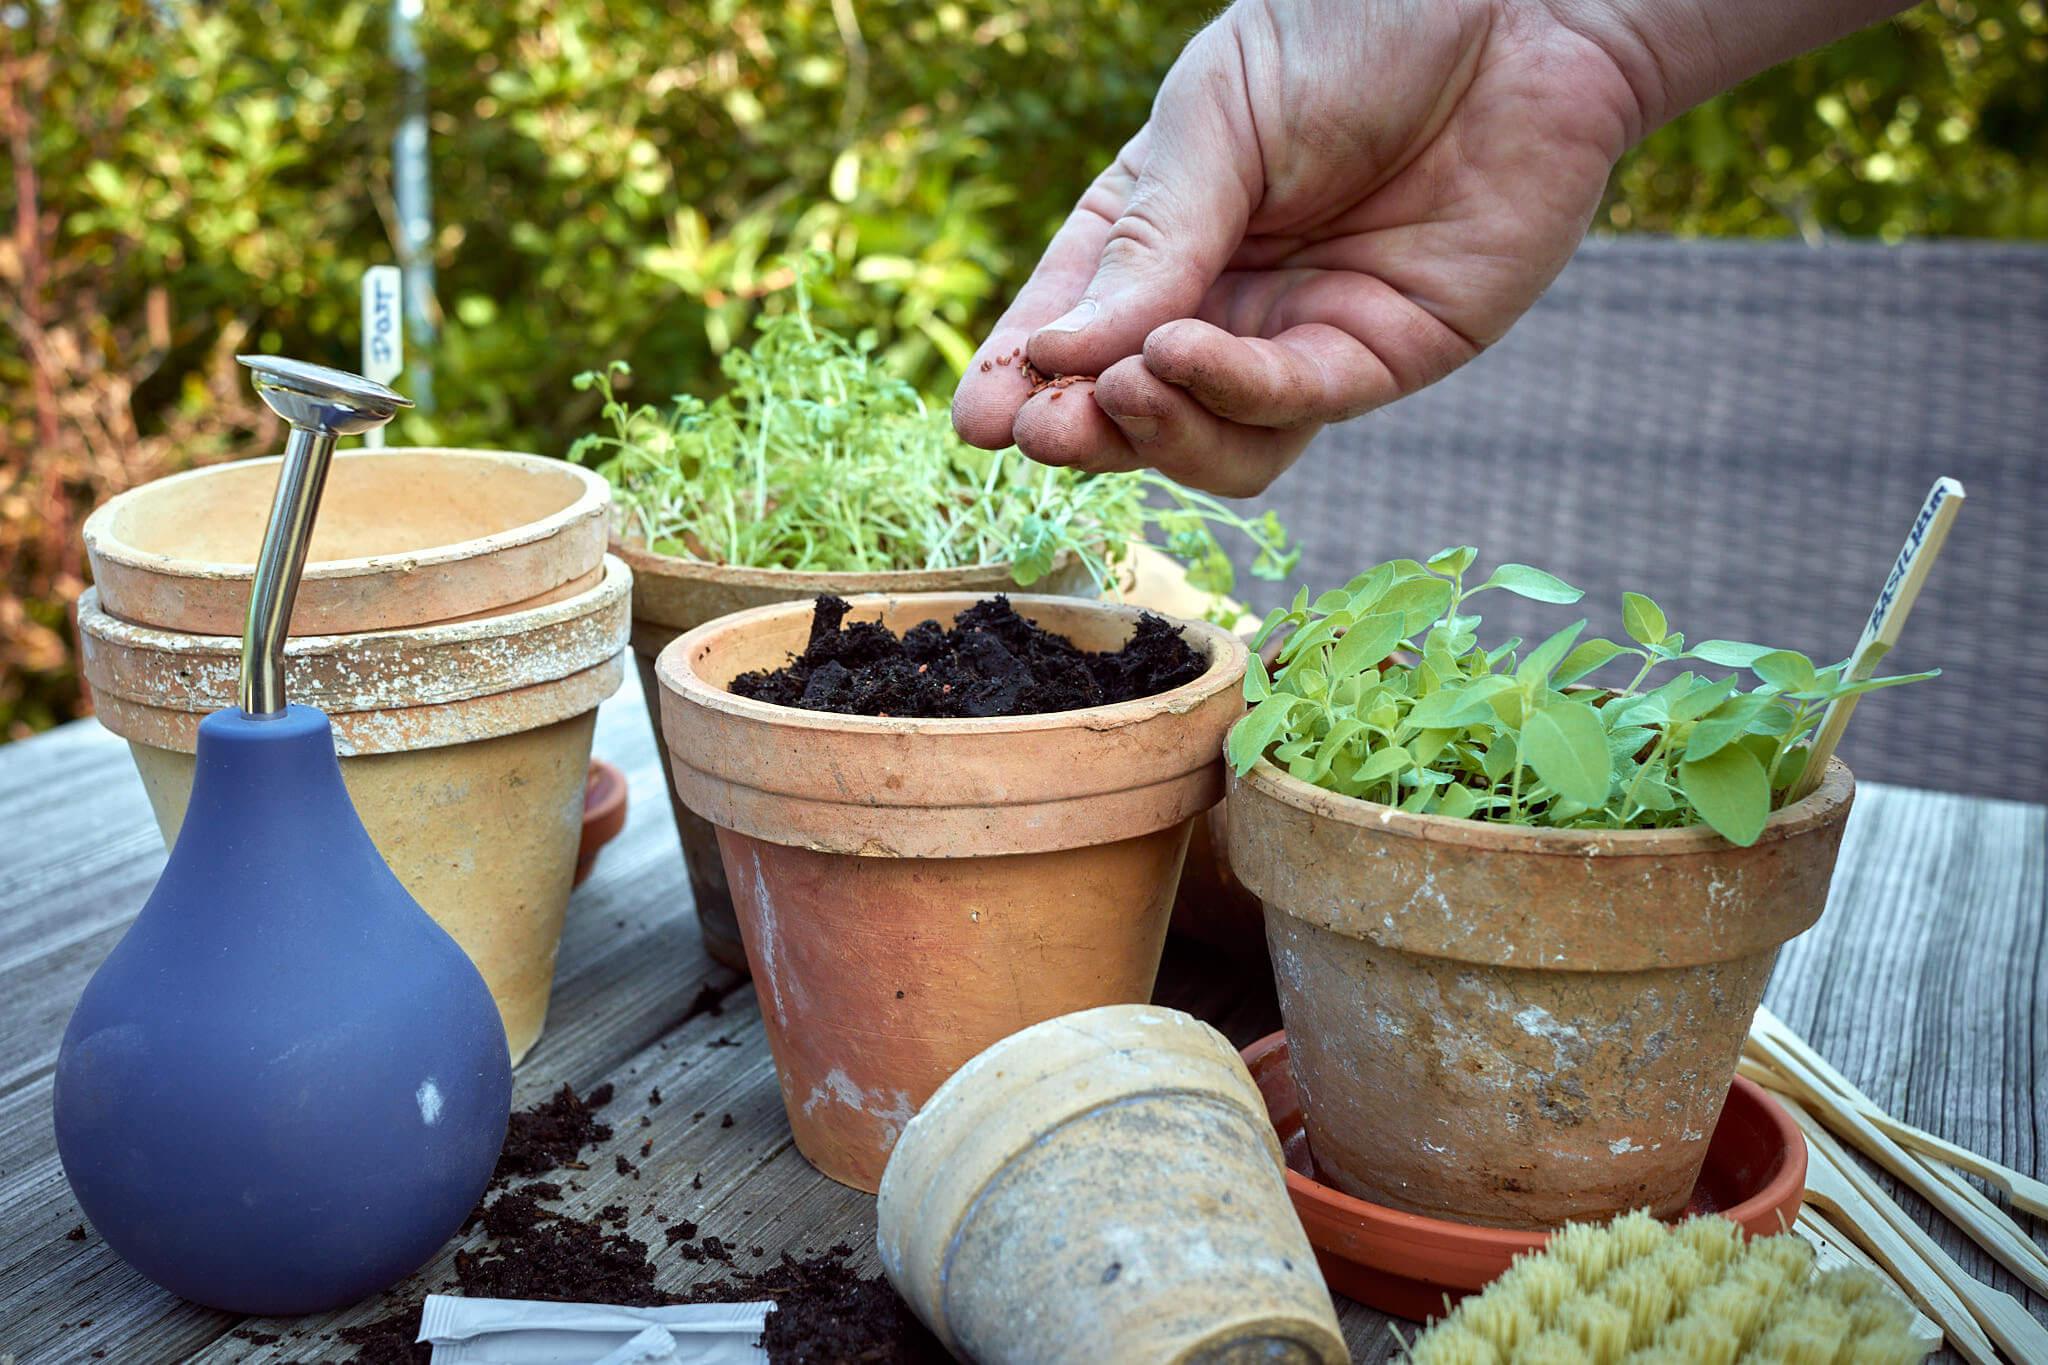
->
xmin=492 ymin=1082 xmax=614 ymax=1184
xmin=342 ymin=1079 xmax=943 ymax=1365
xmin=730 ymin=594 xmax=1206 ymax=719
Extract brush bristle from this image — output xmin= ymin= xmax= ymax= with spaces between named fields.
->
xmin=1404 ymin=1216 xmax=1930 ymax=1364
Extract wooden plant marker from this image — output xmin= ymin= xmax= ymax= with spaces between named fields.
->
xmin=1747 ymin=1011 xmax=2048 ymax=1296
xmin=1791 ymin=1208 xmax=1945 ymax=1353
xmin=1785 ymin=1093 xmax=2044 ymax=1363
xmin=1742 ymin=1024 xmax=2048 ymax=1220
xmin=1790 ymin=476 xmax=1964 ymax=802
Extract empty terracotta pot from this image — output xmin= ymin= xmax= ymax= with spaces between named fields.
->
xmin=878 ymin=1005 xmax=1346 ymax=1364
xmin=655 ymin=592 xmax=1247 ymax=1191
xmin=615 ymin=540 xmax=1095 ymax=973
xmin=77 ymin=557 xmax=633 ymax=1066
xmin=1226 ymin=753 xmax=1855 ymax=1230
xmin=84 ymin=447 xmax=611 ymax=636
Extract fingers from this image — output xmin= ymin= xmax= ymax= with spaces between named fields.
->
xmin=1025 ymin=21 xmax=1260 ymax=382
xmin=951 ymin=139 xmax=1144 ymax=449
xmin=1142 ymin=318 xmax=1397 ymax=428
xmin=1014 ymin=356 xmax=1317 ymax=498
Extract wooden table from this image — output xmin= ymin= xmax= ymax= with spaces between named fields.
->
xmin=3 ymin=673 xmax=2043 ymax=1363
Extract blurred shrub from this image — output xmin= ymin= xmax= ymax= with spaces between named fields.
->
xmin=3 ymin=0 xmax=2044 ymax=737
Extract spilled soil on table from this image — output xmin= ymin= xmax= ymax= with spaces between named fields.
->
xmin=730 ymin=594 xmax=1205 ymax=718
xmin=339 ymin=1081 xmax=943 ymax=1364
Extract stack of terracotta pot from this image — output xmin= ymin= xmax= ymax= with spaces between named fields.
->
xmin=78 ymin=447 xmax=630 ymax=1065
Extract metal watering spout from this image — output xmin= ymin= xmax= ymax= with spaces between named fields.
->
xmin=52 ymin=357 xmax=513 ymax=1315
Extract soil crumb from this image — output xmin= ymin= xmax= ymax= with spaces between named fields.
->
xmin=494 ymin=1083 xmax=614 ymax=1183
xmin=681 ymin=1244 xmax=949 ymax=1364
xmin=731 ymin=595 xmax=1205 ymax=718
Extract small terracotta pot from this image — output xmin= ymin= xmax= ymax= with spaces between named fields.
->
xmin=877 ymin=1005 xmax=1347 ymax=1364
xmin=1226 ymin=753 xmax=1855 ymax=1230
xmin=575 ymin=759 xmax=629 ymax=888
xmin=615 ymin=539 xmax=1096 ymax=973
xmin=77 ymin=558 xmax=632 ymax=1067
xmin=84 ymin=447 xmax=610 ymax=636
xmin=656 ymin=592 xmax=1247 ymax=1191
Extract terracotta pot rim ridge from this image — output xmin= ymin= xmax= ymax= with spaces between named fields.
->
xmin=85 ymin=447 xmax=609 ymax=582
xmin=1234 ymin=752 xmax=1854 ymax=858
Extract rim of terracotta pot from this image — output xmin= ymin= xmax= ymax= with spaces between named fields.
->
xmin=613 ymin=535 xmax=1072 ymax=593
xmin=655 ymin=592 xmax=1248 ymax=857
xmin=78 ymin=555 xmax=631 ymax=756
xmin=84 ymin=448 xmax=611 ymax=635
xmin=1231 ymin=749 xmax=1855 ymax=858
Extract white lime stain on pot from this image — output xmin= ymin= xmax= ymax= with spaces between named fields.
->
xmin=416 ymin=1078 xmax=443 ymax=1124
xmin=799 ymin=1067 xmax=916 ymax=1141
xmin=747 ymin=845 xmax=789 ymax=1029
xmin=1609 ymin=1136 xmax=1644 ymax=1155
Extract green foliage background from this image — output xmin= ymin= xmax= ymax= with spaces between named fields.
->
xmin=2 ymin=0 xmax=2043 ymax=737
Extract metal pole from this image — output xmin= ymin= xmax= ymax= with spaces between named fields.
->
xmin=391 ymin=0 xmax=435 ymax=412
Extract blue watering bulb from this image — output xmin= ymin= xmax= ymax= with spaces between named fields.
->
xmin=53 ymin=357 xmax=513 ymax=1316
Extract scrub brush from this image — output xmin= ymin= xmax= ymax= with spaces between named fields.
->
xmin=1404 ymin=1211 xmax=1931 ymax=1365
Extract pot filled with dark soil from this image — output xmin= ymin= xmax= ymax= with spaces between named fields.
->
xmin=617 ymin=550 xmax=1095 ymax=972
xmin=655 ymin=592 xmax=1248 ymax=1190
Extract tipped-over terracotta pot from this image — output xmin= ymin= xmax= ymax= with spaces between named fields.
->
xmin=84 ymin=447 xmax=611 ymax=636
xmin=77 ymin=557 xmax=632 ymax=1066
xmin=878 ymin=1005 xmax=1346 ymax=1364
xmin=656 ymin=592 xmax=1247 ymax=1191
xmin=618 ymin=542 xmax=1097 ymax=973
xmin=1226 ymin=753 xmax=1855 ymax=1231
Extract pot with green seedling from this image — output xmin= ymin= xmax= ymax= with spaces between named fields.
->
xmin=570 ymin=257 xmax=1292 ymax=969
xmin=1225 ymin=547 xmax=1934 ymax=1230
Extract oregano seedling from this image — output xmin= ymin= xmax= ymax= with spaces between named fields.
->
xmin=567 ymin=255 xmax=1296 ymax=608
xmin=1230 ymin=550 xmax=1937 ymax=845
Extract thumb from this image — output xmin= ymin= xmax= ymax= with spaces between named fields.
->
xmin=1028 ymin=31 xmax=1258 ymax=379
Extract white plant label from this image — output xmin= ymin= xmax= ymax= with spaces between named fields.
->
xmin=361 ymin=265 xmax=404 ymax=447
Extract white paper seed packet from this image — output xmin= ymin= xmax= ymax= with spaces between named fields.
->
xmin=416 ymin=1294 xmax=774 ymax=1365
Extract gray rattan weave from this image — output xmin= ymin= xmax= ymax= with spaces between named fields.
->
xmin=1237 ymin=237 xmax=2048 ymax=801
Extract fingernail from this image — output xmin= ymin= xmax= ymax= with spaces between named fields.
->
xmin=1038 ymin=299 xmax=1097 ymax=334
xmin=1111 ymin=413 xmax=1159 ymax=442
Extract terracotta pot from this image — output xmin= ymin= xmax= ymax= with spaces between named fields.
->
xmin=77 ymin=557 xmax=632 ymax=1066
xmin=1226 ymin=754 xmax=1855 ymax=1230
xmin=877 ymin=1005 xmax=1346 ymax=1364
xmin=83 ymin=447 xmax=610 ymax=637
xmin=656 ymin=592 xmax=1247 ymax=1191
xmin=615 ymin=539 xmax=1096 ymax=973
xmin=575 ymin=759 xmax=629 ymax=887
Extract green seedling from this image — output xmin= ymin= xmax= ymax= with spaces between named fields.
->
xmin=568 ymin=257 xmax=1295 ymax=606
xmin=1228 ymin=547 xmax=1936 ymax=846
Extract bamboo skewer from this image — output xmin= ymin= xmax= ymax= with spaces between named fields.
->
xmin=1786 ymin=1094 xmax=2047 ymax=1363
xmin=1746 ymin=1019 xmax=2048 ymax=1296
xmin=1789 ymin=475 xmax=1964 ymax=802
xmin=1749 ymin=1007 xmax=2048 ymax=1219
xmin=1791 ymin=1208 xmax=1946 ymax=1352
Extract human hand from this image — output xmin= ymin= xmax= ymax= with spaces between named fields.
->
xmin=951 ymin=0 xmax=1902 ymax=495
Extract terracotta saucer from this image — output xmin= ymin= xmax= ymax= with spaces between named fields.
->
xmin=1242 ymin=1030 xmax=1807 ymax=1321
xmin=574 ymin=759 xmax=629 ymax=887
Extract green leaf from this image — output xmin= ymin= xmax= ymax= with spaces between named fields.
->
xmin=1684 ymin=692 xmax=1776 ymax=762
xmin=1751 ymin=650 xmax=1818 ymax=693
xmin=1691 ymin=639 xmax=1775 ymax=668
xmin=1554 ymin=638 xmax=1627 ymax=686
xmin=1622 ymin=592 xmax=1669 ymax=647
xmin=1242 ymin=654 xmax=1271 ymax=704
xmin=1819 ymin=668 xmax=1941 ymax=701
xmin=1476 ymin=563 xmax=1584 ymax=604
xmin=1520 ymin=701 xmax=1613 ymax=806
xmin=1356 ymin=746 xmax=1413 ymax=784
xmin=1407 ymin=675 xmax=1515 ymax=730
xmin=1678 ymin=744 xmax=1772 ymax=846
xmin=1427 ymin=545 xmax=1478 ymax=577
xmin=1436 ymin=785 xmax=1481 ymax=821
xmin=1327 ymin=612 xmax=1407 ymax=679
xmin=1227 ymin=696 xmax=1297 ymax=774
xmin=1517 ymin=619 xmax=1589 ymax=686
xmin=1667 ymin=675 xmax=1737 ymax=724
xmin=1376 ymin=576 xmax=1458 ymax=634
